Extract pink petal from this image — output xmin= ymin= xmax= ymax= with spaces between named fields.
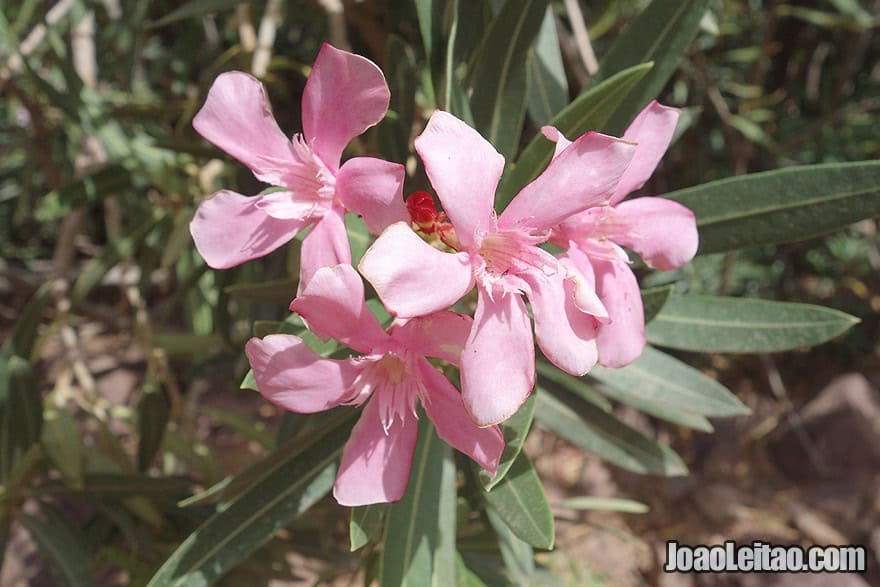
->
xmin=359 ymin=222 xmax=474 ymax=318
xmin=610 ymin=101 xmax=679 ymax=205
xmin=302 ymin=44 xmax=390 ymax=171
xmin=290 ymin=264 xmax=389 ymax=354
xmin=299 ymin=206 xmax=351 ymax=288
xmin=245 ymin=334 xmax=359 ymax=413
xmin=192 ymin=72 xmax=294 ymax=186
xmin=254 ymin=190 xmax=320 ymax=220
xmin=501 ymin=132 xmax=636 ymax=230
xmin=461 ymin=289 xmax=535 ymax=427
xmin=417 ymin=358 xmax=504 ymax=473
xmin=523 ymin=269 xmax=598 ymax=376
xmin=335 ymin=157 xmax=407 ymax=235
xmin=593 ymin=259 xmax=646 ymax=368
xmin=334 ymin=397 xmax=419 ymax=506
xmin=413 ymin=111 xmax=504 ymax=248
xmin=190 ymin=190 xmax=304 ymax=269
xmin=559 ymin=247 xmax=609 ymax=321
xmin=389 ymin=311 xmax=473 ymax=365
xmin=540 ymin=126 xmax=572 ymax=159
xmin=613 ymin=197 xmax=698 ymax=270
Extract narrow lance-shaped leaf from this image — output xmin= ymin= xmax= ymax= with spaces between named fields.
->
xmin=527 ymin=5 xmax=568 ymax=126
xmin=350 ymin=504 xmax=388 ymax=552
xmin=535 ymin=388 xmax=688 ymax=476
xmin=146 ymin=411 xmax=357 ymax=587
xmin=646 ymin=296 xmax=860 ymax=353
xmin=480 ymin=450 xmax=554 ymax=549
xmin=641 ymin=285 xmax=673 ymax=323
xmin=591 ymin=0 xmax=713 ymax=134
xmin=137 ymin=378 xmax=170 ymax=472
xmin=415 ymin=0 xmax=446 ymax=101
xmin=377 ymin=35 xmax=418 ymax=164
xmin=557 ymin=496 xmax=649 ymax=514
xmin=149 ymin=0 xmax=241 ymax=28
xmin=379 ymin=416 xmax=456 ymax=587
xmin=177 ymin=408 xmax=350 ymax=509
xmin=591 ymin=346 xmax=749 ymax=417
xmin=468 ymin=0 xmax=548 ymax=159
xmin=36 ymin=165 xmax=131 ymax=222
xmin=2 ymin=282 xmax=52 ymax=361
xmin=479 ymin=394 xmax=536 ymax=490
xmin=485 ymin=506 xmax=535 ymax=584
xmin=20 ymin=505 xmax=93 ymax=587
xmin=665 ymin=161 xmax=880 ymax=254
xmin=0 ymin=357 xmax=43 ymax=480
xmin=496 ymin=62 xmax=653 ymax=208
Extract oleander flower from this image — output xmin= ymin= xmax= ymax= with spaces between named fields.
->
xmin=190 ymin=43 xmax=407 ymax=285
xmin=245 ymin=264 xmax=503 ymax=506
xmin=359 ymin=111 xmax=636 ymax=426
xmin=547 ymin=101 xmax=699 ymax=368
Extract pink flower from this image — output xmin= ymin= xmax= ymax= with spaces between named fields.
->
xmin=547 ymin=101 xmax=699 ymax=368
xmin=245 ymin=264 xmax=503 ymax=506
xmin=359 ymin=111 xmax=637 ymax=426
xmin=189 ymin=43 xmax=407 ymax=285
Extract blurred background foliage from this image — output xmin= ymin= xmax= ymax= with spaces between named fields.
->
xmin=0 ymin=0 xmax=878 ymax=585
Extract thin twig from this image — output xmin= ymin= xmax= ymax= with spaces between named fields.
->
xmin=563 ymin=0 xmax=598 ymax=76
xmin=252 ymin=0 xmax=283 ymax=77
xmin=316 ymin=0 xmax=350 ymax=51
xmin=236 ymin=3 xmax=257 ymax=53
xmin=759 ymin=354 xmax=828 ymax=475
xmin=0 ymin=0 xmax=76 ymax=83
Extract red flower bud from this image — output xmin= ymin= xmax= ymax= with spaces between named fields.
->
xmin=406 ymin=190 xmax=438 ymax=232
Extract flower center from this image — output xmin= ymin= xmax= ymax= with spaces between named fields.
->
xmin=478 ymin=229 xmax=553 ymax=276
xmin=287 ymin=133 xmax=336 ymax=201
xmin=348 ymin=352 xmax=424 ymax=434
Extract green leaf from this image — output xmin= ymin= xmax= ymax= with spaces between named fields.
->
xmin=147 ymin=410 xmax=357 ymax=587
xmin=536 ymin=360 xmax=612 ymax=412
xmin=71 ymin=211 xmax=168 ymax=304
xmin=32 ymin=474 xmax=193 ymax=498
xmin=479 ymin=394 xmax=536 ymax=490
xmin=379 ymin=416 xmax=456 ymax=586
xmin=149 ymin=0 xmax=241 ymax=28
xmin=646 ymin=296 xmax=860 ymax=353
xmin=41 ymin=406 xmax=84 ymax=488
xmin=350 ymin=504 xmax=388 ymax=552
xmin=597 ymin=384 xmax=715 ymax=433
xmin=468 ymin=0 xmax=548 ymax=159
xmin=455 ymin=552 xmax=489 ymax=587
xmin=415 ymin=0 xmax=446 ymax=99
xmin=591 ymin=346 xmax=748 ymax=417
xmin=535 ymin=389 xmax=687 ymax=476
xmin=666 ymin=161 xmax=880 ymax=254
xmin=527 ymin=5 xmax=569 ymax=126
xmin=20 ymin=506 xmax=92 ymax=587
xmin=556 ymin=496 xmax=649 ymax=514
xmin=485 ymin=506 xmax=534 ymax=584
xmin=0 ymin=356 xmax=42 ymax=479
xmin=641 ymin=285 xmax=673 ymax=323
xmin=591 ymin=0 xmax=712 ymax=134
xmin=377 ymin=35 xmax=418 ymax=164
xmin=2 ymin=282 xmax=52 ymax=360
xmin=442 ymin=0 xmax=466 ymax=118
xmin=496 ymin=62 xmax=652 ymax=208
xmin=177 ymin=409 xmax=351 ymax=508
xmin=223 ymin=278 xmax=299 ymax=304
xmin=137 ymin=381 xmax=170 ymax=472
xmin=481 ymin=450 xmax=554 ymax=549
xmin=36 ymin=165 xmax=131 ymax=222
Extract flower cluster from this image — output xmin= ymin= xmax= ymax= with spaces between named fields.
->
xmin=190 ymin=44 xmax=698 ymax=506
